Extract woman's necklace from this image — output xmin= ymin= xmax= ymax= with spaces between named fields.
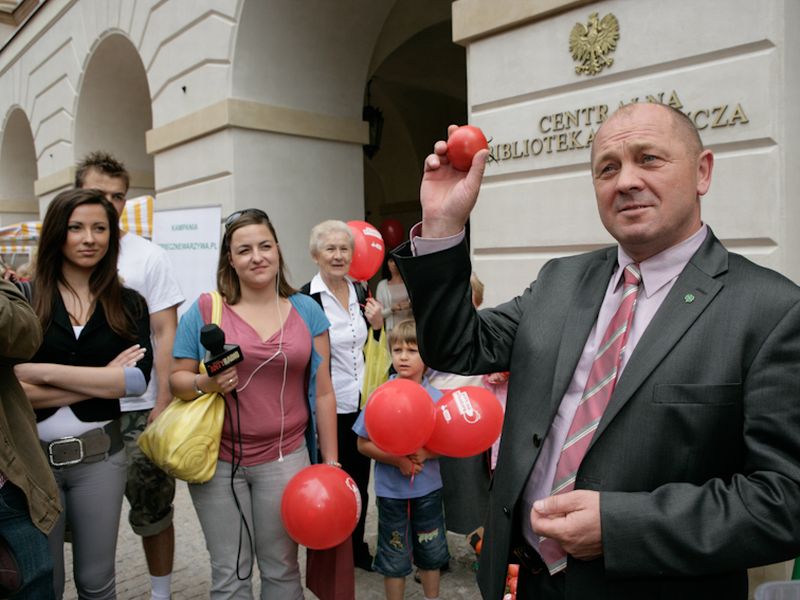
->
xmin=60 ymin=287 xmax=94 ymax=326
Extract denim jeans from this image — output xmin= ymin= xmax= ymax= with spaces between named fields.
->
xmin=373 ymin=489 xmax=450 ymax=578
xmin=0 ymin=482 xmax=55 ymax=600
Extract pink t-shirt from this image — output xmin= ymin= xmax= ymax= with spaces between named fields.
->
xmin=212 ymin=301 xmax=311 ymax=466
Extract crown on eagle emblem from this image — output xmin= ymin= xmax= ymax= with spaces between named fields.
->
xmin=569 ymin=12 xmax=620 ymax=76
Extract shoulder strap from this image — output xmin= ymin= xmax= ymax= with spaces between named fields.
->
xmin=210 ymin=291 xmax=222 ymax=325
xmin=199 ymin=291 xmax=224 ymax=325
xmin=300 ymin=282 xmax=323 ymax=309
xmin=196 ymin=291 xmax=223 ymax=377
xmin=354 ymin=280 xmax=367 ymax=307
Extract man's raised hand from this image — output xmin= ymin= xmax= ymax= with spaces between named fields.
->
xmin=420 ymin=124 xmax=489 ymax=239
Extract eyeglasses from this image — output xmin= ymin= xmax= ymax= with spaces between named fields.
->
xmin=224 ymin=208 xmax=270 ymax=230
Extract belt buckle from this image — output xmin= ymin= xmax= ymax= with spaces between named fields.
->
xmin=48 ymin=437 xmax=84 ymax=467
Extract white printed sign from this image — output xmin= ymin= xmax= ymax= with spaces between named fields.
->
xmin=153 ymin=206 xmax=222 ymax=316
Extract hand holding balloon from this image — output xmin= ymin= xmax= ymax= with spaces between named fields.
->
xmin=446 ymin=125 xmax=489 ymax=172
xmin=396 ymin=456 xmax=423 ymax=477
xmin=407 ymin=447 xmax=436 ymax=465
xmin=421 ymin=125 xmax=490 ymax=239
xmin=363 ymin=297 xmax=384 ymax=330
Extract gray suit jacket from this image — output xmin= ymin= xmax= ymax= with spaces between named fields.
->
xmin=395 ymin=229 xmax=800 ymax=600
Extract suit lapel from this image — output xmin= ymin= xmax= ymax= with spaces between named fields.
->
xmin=591 ymin=231 xmax=729 ymax=443
xmin=550 ymin=248 xmax=617 ymax=408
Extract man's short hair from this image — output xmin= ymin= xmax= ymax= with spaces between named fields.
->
xmin=610 ymin=102 xmax=704 ymax=156
xmin=75 ymin=151 xmax=130 ymax=192
xmin=388 ymin=319 xmax=418 ymax=349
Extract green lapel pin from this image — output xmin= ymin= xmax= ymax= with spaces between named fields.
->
xmin=684 ymin=293 xmax=695 ymax=303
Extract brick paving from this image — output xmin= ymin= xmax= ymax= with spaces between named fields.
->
xmin=62 ymin=479 xmax=483 ymax=599
xmin=54 ymin=474 xmax=795 ymax=599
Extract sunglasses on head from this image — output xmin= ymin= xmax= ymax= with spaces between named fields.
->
xmin=224 ymin=208 xmax=270 ymax=230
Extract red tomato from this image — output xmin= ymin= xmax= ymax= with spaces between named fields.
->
xmin=446 ymin=125 xmax=489 ymax=171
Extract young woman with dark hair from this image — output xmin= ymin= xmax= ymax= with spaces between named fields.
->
xmin=14 ymin=188 xmax=152 ymax=599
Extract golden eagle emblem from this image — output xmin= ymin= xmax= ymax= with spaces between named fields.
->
xmin=569 ymin=12 xmax=620 ymax=76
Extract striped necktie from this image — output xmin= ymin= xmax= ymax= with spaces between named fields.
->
xmin=539 ymin=263 xmax=642 ymax=575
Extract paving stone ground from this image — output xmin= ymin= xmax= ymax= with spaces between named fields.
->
xmin=53 ymin=475 xmax=793 ymax=599
xmin=62 ymin=477 xmax=483 ymax=599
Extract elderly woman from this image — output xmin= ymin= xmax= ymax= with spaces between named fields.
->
xmin=302 ymin=220 xmax=383 ymax=571
xmin=171 ymin=209 xmax=338 ymax=599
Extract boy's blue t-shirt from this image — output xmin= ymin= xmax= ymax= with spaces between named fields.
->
xmin=352 ymin=374 xmax=443 ymax=500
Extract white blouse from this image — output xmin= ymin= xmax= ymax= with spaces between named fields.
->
xmin=309 ymin=274 xmax=367 ymax=413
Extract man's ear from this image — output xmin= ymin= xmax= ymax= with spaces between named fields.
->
xmin=696 ymin=149 xmax=714 ymax=197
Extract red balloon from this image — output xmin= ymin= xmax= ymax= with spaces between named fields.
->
xmin=378 ymin=219 xmax=404 ymax=250
xmin=347 ymin=220 xmax=385 ymax=281
xmin=425 ymin=386 xmax=504 ymax=458
xmin=280 ymin=464 xmax=361 ymax=549
xmin=364 ymin=379 xmax=436 ymax=455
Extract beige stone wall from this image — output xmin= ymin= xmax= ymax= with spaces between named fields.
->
xmin=453 ymin=0 xmax=798 ymax=594
xmin=0 ymin=0 xmax=396 ymax=284
xmin=453 ymin=0 xmax=798 ymax=310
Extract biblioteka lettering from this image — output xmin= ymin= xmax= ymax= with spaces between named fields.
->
xmin=487 ymin=90 xmax=749 ymax=164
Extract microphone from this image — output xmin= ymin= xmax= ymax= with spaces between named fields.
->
xmin=200 ymin=324 xmax=244 ymax=376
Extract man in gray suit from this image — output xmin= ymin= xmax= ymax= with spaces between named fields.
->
xmin=394 ymin=102 xmax=800 ymax=599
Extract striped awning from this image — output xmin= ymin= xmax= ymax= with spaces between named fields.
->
xmin=0 ymin=195 xmax=154 ymax=246
xmin=0 ymin=221 xmax=41 ymax=241
xmin=0 ymin=244 xmax=35 ymax=255
xmin=119 ymin=195 xmax=153 ymax=239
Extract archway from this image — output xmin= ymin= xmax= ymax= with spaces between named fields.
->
xmin=74 ymin=33 xmax=153 ymax=196
xmin=230 ymin=0 xmax=394 ymax=284
xmin=0 ymin=108 xmax=38 ymax=226
xmin=364 ymin=17 xmax=467 ymax=249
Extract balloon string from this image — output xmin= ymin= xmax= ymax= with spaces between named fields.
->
xmin=359 ymin=290 xmax=374 ymax=309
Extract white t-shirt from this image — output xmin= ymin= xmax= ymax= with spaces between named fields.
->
xmin=117 ymin=232 xmax=185 ymax=412
xmin=309 ymin=273 xmax=367 ymax=414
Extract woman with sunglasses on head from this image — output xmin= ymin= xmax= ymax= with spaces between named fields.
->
xmin=301 ymin=220 xmax=384 ymax=571
xmin=14 ymin=188 xmax=152 ymax=600
xmin=170 ymin=209 xmax=338 ymax=599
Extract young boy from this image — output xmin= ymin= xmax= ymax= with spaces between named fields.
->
xmin=352 ymin=319 xmax=450 ymax=600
